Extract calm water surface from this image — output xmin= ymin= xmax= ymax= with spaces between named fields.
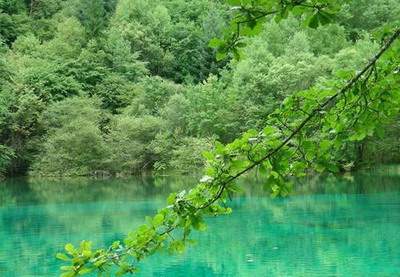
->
xmin=0 ymin=169 xmax=400 ymax=276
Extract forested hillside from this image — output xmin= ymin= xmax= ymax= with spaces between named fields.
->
xmin=0 ymin=0 xmax=399 ymax=178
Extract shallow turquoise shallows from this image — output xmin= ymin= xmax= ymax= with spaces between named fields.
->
xmin=1 ymin=169 xmax=400 ymax=276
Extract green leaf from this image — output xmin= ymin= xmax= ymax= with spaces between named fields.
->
xmin=307 ymin=13 xmax=319 ymax=29
xmin=153 ymin=214 xmax=164 ymax=227
xmin=335 ymin=69 xmax=353 ymax=79
xmin=232 ymin=48 xmax=241 ymax=60
xmin=318 ymin=11 xmax=334 ymax=25
xmin=270 ymin=171 xmax=279 ymax=179
xmin=349 ymin=131 xmax=366 ymax=141
xmin=208 ymin=38 xmax=223 ymax=48
xmin=274 ymin=14 xmax=282 ymax=23
xmin=202 ymin=151 xmax=214 ymax=160
xmin=78 ymin=268 xmax=93 ymax=275
xmin=320 ymin=140 xmax=331 ymax=152
xmin=167 ymin=193 xmax=176 ymax=205
xmin=61 ymin=272 xmax=76 ymax=277
xmin=64 ymin=243 xmax=75 ymax=255
xmin=169 ymin=240 xmax=185 ymax=254
xmin=61 ymin=266 xmax=74 ymax=271
xmin=216 ymin=51 xmax=227 ymax=61
xmin=112 ymin=241 xmax=121 ymax=250
xmin=80 ymin=241 xmax=91 ymax=251
xmin=247 ymin=19 xmax=257 ymax=29
xmin=302 ymin=140 xmax=316 ymax=154
xmin=240 ymin=23 xmax=263 ymax=36
xmin=327 ymin=163 xmax=339 ymax=173
xmin=56 ymin=253 xmax=71 ymax=262
xmin=263 ymin=126 xmax=276 ymax=136
xmin=375 ymin=127 xmax=385 ymax=138
xmin=235 ymin=42 xmax=246 ymax=48
xmin=291 ymin=6 xmax=306 ymax=16
xmin=280 ymin=7 xmax=289 ymax=19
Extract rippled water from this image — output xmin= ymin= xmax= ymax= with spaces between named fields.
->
xmin=0 ymin=169 xmax=400 ymax=276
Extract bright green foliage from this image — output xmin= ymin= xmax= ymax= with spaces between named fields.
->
xmin=0 ymin=144 xmax=14 ymax=177
xmin=229 ymin=28 xmax=330 ymax=128
xmin=210 ymin=0 xmax=345 ymax=60
xmin=152 ymin=134 xmax=214 ymax=174
xmin=169 ymin=137 xmax=213 ymax=173
xmin=32 ymin=121 xmax=106 ymax=176
xmin=109 ymin=0 xmax=226 ymax=83
xmin=125 ymin=77 xmax=183 ymax=116
xmin=360 ymin=118 xmax=400 ymax=165
xmin=339 ymin=0 xmax=400 ymax=33
xmin=105 ymin=115 xmax=164 ymax=174
xmin=184 ymin=76 xmax=240 ymax=142
xmin=31 ymin=97 xmax=107 ymax=176
xmin=75 ymin=0 xmax=107 ymax=37
xmin=0 ymin=90 xmax=45 ymax=175
xmin=159 ymin=94 xmax=190 ymax=132
xmin=102 ymin=29 xmax=147 ymax=81
xmin=306 ymin=23 xmax=349 ymax=55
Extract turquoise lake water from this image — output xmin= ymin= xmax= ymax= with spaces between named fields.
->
xmin=0 ymin=170 xmax=400 ymax=276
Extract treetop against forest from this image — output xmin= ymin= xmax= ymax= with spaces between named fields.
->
xmin=50 ymin=0 xmax=400 ymax=275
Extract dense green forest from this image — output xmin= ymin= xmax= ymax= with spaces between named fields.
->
xmin=0 ymin=0 xmax=399 ymax=179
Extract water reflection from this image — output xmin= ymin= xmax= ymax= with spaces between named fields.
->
xmin=0 ymin=169 xmax=399 ymax=276
xmin=0 ymin=175 xmax=197 ymax=206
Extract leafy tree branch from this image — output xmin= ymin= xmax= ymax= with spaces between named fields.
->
xmin=57 ymin=27 xmax=400 ymax=276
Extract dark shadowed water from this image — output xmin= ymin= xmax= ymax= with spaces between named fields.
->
xmin=0 ymin=168 xmax=400 ymax=276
